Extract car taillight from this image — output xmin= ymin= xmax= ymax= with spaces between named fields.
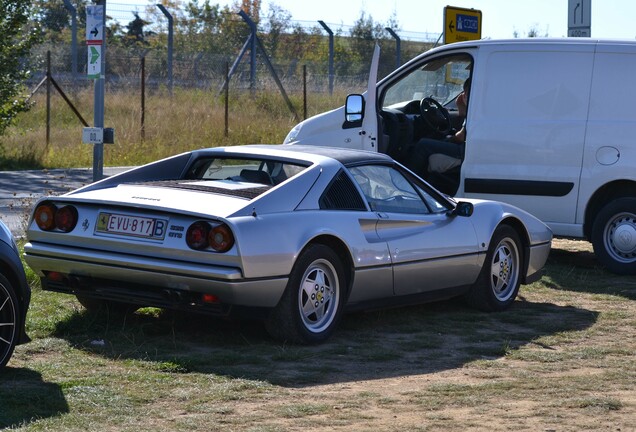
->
xmin=209 ymin=224 xmax=234 ymax=252
xmin=34 ymin=202 xmax=78 ymax=232
xmin=186 ymin=221 xmax=234 ymax=252
xmin=34 ymin=202 xmax=58 ymax=231
xmin=55 ymin=205 xmax=78 ymax=232
xmin=186 ymin=221 xmax=210 ymax=250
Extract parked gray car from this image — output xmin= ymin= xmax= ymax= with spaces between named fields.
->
xmin=24 ymin=145 xmax=551 ymax=343
xmin=0 ymin=220 xmax=30 ymax=367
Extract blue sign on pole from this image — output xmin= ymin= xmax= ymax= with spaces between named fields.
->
xmin=456 ymin=14 xmax=479 ymax=33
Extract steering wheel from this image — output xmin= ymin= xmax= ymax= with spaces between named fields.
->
xmin=419 ymin=97 xmax=452 ymax=135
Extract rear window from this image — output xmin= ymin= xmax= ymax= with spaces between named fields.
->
xmin=185 ymin=157 xmax=308 ymax=186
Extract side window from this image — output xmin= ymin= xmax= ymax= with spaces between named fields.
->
xmin=348 ymin=165 xmax=444 ymax=214
xmin=382 ymin=54 xmax=473 ymax=109
xmin=319 ymin=170 xmax=367 ymax=211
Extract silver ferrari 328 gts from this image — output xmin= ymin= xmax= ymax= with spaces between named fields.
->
xmin=24 ymin=145 xmax=552 ymax=343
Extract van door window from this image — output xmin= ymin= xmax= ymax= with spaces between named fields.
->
xmin=382 ymin=55 xmax=472 ymax=111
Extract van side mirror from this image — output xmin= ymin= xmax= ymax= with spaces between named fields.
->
xmin=448 ymin=201 xmax=474 ymax=217
xmin=345 ymin=94 xmax=364 ymax=124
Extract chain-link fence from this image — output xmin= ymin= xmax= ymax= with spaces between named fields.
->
xmin=28 ymin=36 xmax=438 ymax=97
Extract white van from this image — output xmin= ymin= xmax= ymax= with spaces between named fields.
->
xmin=284 ymin=38 xmax=636 ymax=275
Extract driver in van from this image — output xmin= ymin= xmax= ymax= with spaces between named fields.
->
xmin=412 ymin=77 xmax=470 ymax=175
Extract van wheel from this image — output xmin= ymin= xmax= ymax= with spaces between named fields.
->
xmin=591 ymin=198 xmax=636 ymax=275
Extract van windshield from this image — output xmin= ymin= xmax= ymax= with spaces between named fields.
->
xmin=382 ymin=54 xmax=472 ymax=109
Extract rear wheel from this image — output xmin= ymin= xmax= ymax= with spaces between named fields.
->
xmin=466 ymin=225 xmax=522 ymax=312
xmin=266 ymin=244 xmax=346 ymax=344
xmin=591 ymin=198 xmax=636 ymax=275
xmin=0 ymin=274 xmax=20 ymax=367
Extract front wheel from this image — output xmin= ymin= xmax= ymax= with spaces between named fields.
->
xmin=591 ymin=198 xmax=636 ymax=275
xmin=266 ymin=244 xmax=346 ymax=344
xmin=0 ymin=274 xmax=20 ymax=367
xmin=465 ymin=225 xmax=523 ymax=312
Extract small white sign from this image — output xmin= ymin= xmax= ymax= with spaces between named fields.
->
xmin=83 ymin=127 xmax=103 ymax=144
xmin=86 ymin=5 xmax=104 ymax=42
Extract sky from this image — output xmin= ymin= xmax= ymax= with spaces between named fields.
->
xmin=203 ymin=0 xmax=635 ymax=40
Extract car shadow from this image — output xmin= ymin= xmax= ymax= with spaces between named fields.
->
xmin=48 ymin=294 xmax=598 ymax=388
xmin=545 ymin=242 xmax=636 ymax=300
xmin=0 ymin=367 xmax=69 ymax=428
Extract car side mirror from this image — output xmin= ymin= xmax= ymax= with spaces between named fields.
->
xmin=449 ymin=201 xmax=473 ymax=217
xmin=345 ymin=94 xmax=364 ymax=123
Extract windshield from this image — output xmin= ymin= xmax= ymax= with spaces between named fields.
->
xmin=382 ymin=54 xmax=472 ymax=109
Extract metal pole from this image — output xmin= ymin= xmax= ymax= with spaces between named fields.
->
xmin=303 ymin=64 xmax=307 ymax=120
xmin=62 ymin=0 xmax=78 ymax=83
xmin=385 ymin=27 xmax=401 ymax=69
xmin=141 ymin=55 xmax=145 ymax=141
xmin=237 ymin=10 xmax=257 ymax=93
xmin=224 ymin=62 xmax=229 ymax=137
xmin=433 ymin=32 xmax=443 ymax=48
xmin=193 ymin=52 xmax=203 ymax=84
xmin=217 ymin=36 xmax=250 ymax=95
xmin=93 ymin=0 xmax=106 ymax=182
xmin=157 ymin=4 xmax=173 ymax=95
xmin=318 ymin=20 xmax=334 ymax=95
xmin=46 ymin=51 xmax=51 ymax=148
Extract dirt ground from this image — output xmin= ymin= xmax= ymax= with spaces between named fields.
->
xmin=247 ymin=238 xmax=636 ymax=431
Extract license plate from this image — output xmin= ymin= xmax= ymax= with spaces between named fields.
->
xmin=95 ymin=212 xmax=168 ymax=240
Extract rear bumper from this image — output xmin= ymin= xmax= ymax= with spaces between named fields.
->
xmin=24 ymin=242 xmax=288 ymax=310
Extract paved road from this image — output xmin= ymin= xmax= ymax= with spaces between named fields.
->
xmin=0 ymin=167 xmax=131 ymax=238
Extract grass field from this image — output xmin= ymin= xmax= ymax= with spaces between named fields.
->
xmin=2 ymin=239 xmax=635 ymax=431
xmin=0 ymin=87 xmax=347 ymax=170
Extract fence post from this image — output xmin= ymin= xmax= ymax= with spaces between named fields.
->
xmin=224 ymin=62 xmax=229 ymax=137
xmin=141 ymin=55 xmax=145 ymax=141
xmin=385 ymin=27 xmax=401 ymax=69
xmin=303 ymin=65 xmax=307 ymax=120
xmin=46 ymin=51 xmax=51 ymax=148
xmin=236 ymin=10 xmax=257 ymax=94
xmin=156 ymin=4 xmax=174 ymax=95
xmin=318 ymin=20 xmax=334 ymax=95
xmin=62 ymin=0 xmax=79 ymax=84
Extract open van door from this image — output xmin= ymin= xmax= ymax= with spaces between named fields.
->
xmin=285 ymin=45 xmax=381 ymax=151
xmin=358 ymin=44 xmax=380 ymax=151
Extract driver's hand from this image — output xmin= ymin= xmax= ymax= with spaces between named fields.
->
xmin=457 ymin=91 xmax=468 ymax=117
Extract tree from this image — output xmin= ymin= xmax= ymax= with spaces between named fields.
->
xmin=123 ymin=12 xmax=150 ymax=46
xmin=0 ymin=0 xmax=42 ymax=137
xmin=261 ymin=3 xmax=291 ymax=58
xmin=349 ymin=11 xmax=399 ymax=76
xmin=513 ymin=25 xmax=549 ymax=38
xmin=36 ymin=0 xmax=68 ymax=34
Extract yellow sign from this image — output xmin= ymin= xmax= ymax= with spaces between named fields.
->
xmin=444 ymin=6 xmax=482 ymax=44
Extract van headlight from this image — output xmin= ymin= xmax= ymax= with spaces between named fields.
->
xmin=284 ymin=123 xmax=302 ymax=144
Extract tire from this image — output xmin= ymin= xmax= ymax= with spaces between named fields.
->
xmin=591 ymin=198 xmax=636 ymax=275
xmin=466 ymin=225 xmax=523 ymax=312
xmin=265 ymin=244 xmax=346 ymax=344
xmin=0 ymin=274 xmax=20 ymax=368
